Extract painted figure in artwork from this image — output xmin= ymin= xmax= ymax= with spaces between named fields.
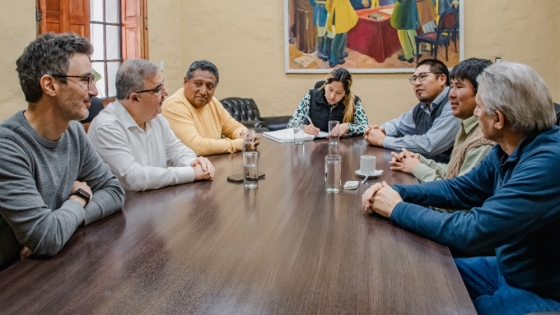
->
xmin=325 ymin=0 xmax=360 ymax=67
xmin=438 ymin=0 xmax=459 ymax=15
xmin=417 ymin=0 xmax=437 ymax=34
xmin=309 ymin=1 xmax=329 ymax=60
xmin=416 ymin=0 xmax=437 ymax=52
xmin=390 ymin=0 xmax=420 ymax=63
xmin=294 ymin=0 xmax=316 ymax=53
xmin=349 ymin=0 xmax=371 ymax=10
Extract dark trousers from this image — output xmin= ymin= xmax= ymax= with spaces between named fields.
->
xmin=330 ymin=33 xmax=348 ymax=64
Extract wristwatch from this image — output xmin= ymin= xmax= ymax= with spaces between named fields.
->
xmin=69 ymin=188 xmax=91 ymax=206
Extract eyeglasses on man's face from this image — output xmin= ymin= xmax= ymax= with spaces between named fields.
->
xmin=408 ymin=72 xmax=441 ymax=85
xmin=51 ymin=74 xmax=96 ymax=89
xmin=128 ymin=80 xmax=165 ymax=99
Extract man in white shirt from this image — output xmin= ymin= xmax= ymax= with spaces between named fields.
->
xmin=88 ymin=59 xmax=215 ymax=192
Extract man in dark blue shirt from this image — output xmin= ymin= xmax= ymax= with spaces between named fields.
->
xmin=362 ymin=62 xmax=560 ymax=315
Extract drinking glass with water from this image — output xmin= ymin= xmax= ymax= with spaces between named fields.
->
xmin=293 ymin=119 xmax=305 ymax=145
xmin=328 ymin=121 xmax=340 ymax=147
xmin=243 ymin=151 xmax=259 ymax=190
xmin=325 ymin=155 xmax=341 ymax=193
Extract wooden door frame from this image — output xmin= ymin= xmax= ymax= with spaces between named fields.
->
xmin=37 ymin=0 xmax=46 ymax=36
xmin=36 ymin=0 xmax=148 ymax=60
xmin=140 ymin=0 xmax=148 ymax=59
xmin=36 ymin=0 xmax=90 ymax=38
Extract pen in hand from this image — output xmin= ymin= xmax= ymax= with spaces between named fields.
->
xmin=306 ymin=114 xmax=313 ymax=126
xmin=304 ymin=114 xmax=321 ymax=136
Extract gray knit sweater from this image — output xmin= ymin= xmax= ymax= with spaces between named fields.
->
xmin=0 ymin=111 xmax=125 ymax=270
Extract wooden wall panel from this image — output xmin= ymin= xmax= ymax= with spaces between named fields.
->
xmin=38 ymin=0 xmax=89 ymax=38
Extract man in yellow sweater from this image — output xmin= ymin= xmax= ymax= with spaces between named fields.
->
xmin=162 ymin=60 xmax=255 ymax=155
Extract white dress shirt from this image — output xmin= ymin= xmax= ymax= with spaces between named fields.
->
xmin=88 ymin=100 xmax=198 ymax=192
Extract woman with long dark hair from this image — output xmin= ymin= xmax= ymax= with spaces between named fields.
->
xmin=287 ymin=68 xmax=369 ymax=136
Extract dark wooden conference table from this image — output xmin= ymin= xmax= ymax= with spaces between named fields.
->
xmin=0 ymin=137 xmax=475 ymax=314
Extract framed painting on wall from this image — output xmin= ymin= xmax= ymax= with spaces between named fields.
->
xmin=284 ymin=0 xmax=464 ymax=73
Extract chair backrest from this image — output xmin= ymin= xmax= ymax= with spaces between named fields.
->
xmin=314 ymin=80 xmax=325 ymax=89
xmin=439 ymin=9 xmax=458 ymax=30
xmin=438 ymin=9 xmax=458 ymax=34
xmin=220 ymin=97 xmax=262 ymax=122
xmin=80 ymin=96 xmax=104 ymax=124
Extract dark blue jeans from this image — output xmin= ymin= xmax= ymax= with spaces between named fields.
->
xmin=455 ymin=257 xmax=560 ymax=315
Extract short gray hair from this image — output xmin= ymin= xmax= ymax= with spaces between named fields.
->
xmin=116 ymin=59 xmax=159 ymax=100
xmin=477 ymin=62 xmax=556 ymax=134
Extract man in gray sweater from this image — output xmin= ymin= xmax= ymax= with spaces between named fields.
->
xmin=0 ymin=33 xmax=125 ymax=271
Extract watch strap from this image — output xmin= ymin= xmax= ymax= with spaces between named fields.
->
xmin=70 ymin=188 xmax=90 ymax=206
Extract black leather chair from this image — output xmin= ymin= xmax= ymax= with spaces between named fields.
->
xmin=220 ymin=97 xmax=291 ymax=132
xmin=80 ymin=96 xmax=104 ymax=124
xmin=80 ymin=96 xmax=105 ymax=133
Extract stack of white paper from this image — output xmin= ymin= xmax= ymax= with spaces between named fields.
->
xmin=314 ymin=131 xmax=329 ymax=139
xmin=379 ymin=8 xmax=394 ymax=15
xmin=263 ymin=128 xmax=315 ymax=143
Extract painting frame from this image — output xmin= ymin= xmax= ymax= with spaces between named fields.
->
xmin=284 ymin=0 xmax=465 ymax=74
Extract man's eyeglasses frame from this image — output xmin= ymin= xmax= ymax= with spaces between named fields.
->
xmin=51 ymin=74 xmax=96 ymax=89
xmin=408 ymin=72 xmax=442 ymax=85
xmin=128 ymin=80 xmax=165 ymax=99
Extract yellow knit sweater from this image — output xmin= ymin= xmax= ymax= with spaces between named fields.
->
xmin=162 ymin=88 xmax=246 ymax=156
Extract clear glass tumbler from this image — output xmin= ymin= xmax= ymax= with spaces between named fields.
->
xmin=325 ymin=155 xmax=341 ymax=193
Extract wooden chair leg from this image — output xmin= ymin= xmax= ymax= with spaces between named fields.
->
xmin=416 ymin=41 xmax=420 ymax=64
xmin=453 ymin=30 xmax=458 ymax=52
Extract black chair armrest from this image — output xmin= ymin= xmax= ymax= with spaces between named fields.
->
xmin=221 ymin=97 xmax=262 ymax=122
xmin=262 ymin=115 xmax=292 ymax=131
xmin=253 ymin=127 xmax=270 ymax=133
xmin=241 ymin=120 xmax=270 ymax=133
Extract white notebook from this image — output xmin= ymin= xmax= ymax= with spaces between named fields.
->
xmin=263 ymin=128 xmax=325 ymax=143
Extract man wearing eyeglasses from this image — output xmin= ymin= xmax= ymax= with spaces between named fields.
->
xmin=87 ymin=59 xmax=215 ymax=192
xmin=363 ymin=62 xmax=560 ymax=315
xmin=364 ymin=59 xmax=460 ymax=163
xmin=0 ymin=33 xmax=125 ymax=271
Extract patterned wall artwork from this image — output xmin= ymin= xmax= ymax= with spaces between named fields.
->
xmin=285 ymin=0 xmax=464 ymax=73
